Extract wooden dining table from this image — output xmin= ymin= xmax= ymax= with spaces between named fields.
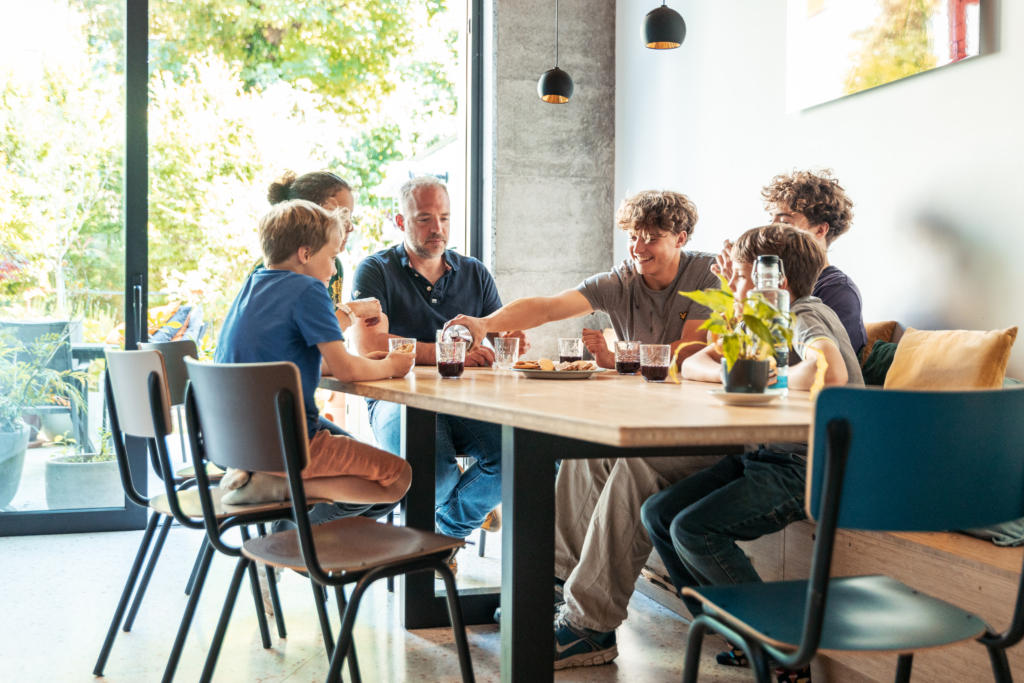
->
xmin=321 ymin=366 xmax=815 ymax=683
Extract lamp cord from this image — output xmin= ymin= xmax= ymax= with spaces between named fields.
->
xmin=555 ymin=0 xmax=559 ymax=67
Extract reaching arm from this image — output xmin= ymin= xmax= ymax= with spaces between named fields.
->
xmin=318 ymin=338 xmax=415 ymax=381
xmin=671 ymin=318 xmax=711 ymax=366
xmin=348 ymin=312 xmax=438 ymax=366
xmin=445 ymin=289 xmax=594 ymax=351
xmin=788 ymin=338 xmax=848 ymax=391
xmin=680 ymin=343 xmax=725 ymax=384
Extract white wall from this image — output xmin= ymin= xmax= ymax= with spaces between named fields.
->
xmin=615 ymin=0 xmax=1024 ymax=375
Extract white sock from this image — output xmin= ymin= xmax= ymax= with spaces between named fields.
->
xmin=221 ymin=472 xmax=290 ymax=505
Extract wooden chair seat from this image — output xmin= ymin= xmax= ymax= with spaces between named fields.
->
xmin=150 ymin=487 xmax=327 ymax=520
xmin=241 ymin=516 xmax=464 ymax=574
xmin=688 ymin=574 xmax=988 ymax=653
xmin=174 ymin=462 xmax=225 ymax=482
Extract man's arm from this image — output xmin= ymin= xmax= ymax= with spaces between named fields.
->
xmin=445 ymin=289 xmax=594 ymax=351
xmin=671 ymin=318 xmax=710 ymax=366
xmin=788 ymin=338 xmax=848 ymax=390
xmin=349 ymin=312 xmax=439 ymax=366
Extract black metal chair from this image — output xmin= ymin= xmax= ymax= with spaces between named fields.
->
xmin=184 ymin=358 xmax=475 ymax=683
xmin=95 ymin=349 xmax=293 ymax=682
xmin=679 ymin=386 xmax=1024 ymax=683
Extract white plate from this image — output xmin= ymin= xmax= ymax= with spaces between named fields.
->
xmin=512 ymin=368 xmax=606 ymax=380
xmin=708 ymin=389 xmax=785 ymax=406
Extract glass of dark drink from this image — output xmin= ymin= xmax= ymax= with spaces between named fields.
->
xmin=436 ymin=341 xmax=466 ymax=379
xmin=558 ymin=338 xmax=583 ymax=364
xmin=640 ymin=344 xmax=671 ymax=383
xmin=615 ymin=340 xmax=641 ymax=375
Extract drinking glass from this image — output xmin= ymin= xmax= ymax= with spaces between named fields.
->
xmin=389 ymin=338 xmax=417 ymax=355
xmin=614 ymin=341 xmax=641 ymax=375
xmin=436 ymin=341 xmax=466 ymax=379
xmin=558 ymin=338 xmax=583 ymax=364
xmin=493 ymin=336 xmax=520 ymax=370
xmin=640 ymin=344 xmax=671 ymax=383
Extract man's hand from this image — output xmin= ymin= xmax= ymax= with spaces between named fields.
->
xmin=443 ymin=315 xmax=489 ymax=352
xmin=582 ymin=328 xmax=615 ymax=369
xmin=386 ymin=349 xmax=416 ymax=377
xmin=465 ymin=346 xmax=495 ymax=367
xmin=500 ymin=330 xmax=531 ymax=355
xmin=710 ymin=239 xmax=735 ymax=283
xmin=347 ymin=298 xmax=382 ymax=326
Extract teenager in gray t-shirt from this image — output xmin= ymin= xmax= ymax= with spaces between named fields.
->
xmin=576 ymin=251 xmax=719 ymax=346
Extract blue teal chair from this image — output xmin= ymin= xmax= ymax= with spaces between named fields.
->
xmin=680 ymin=386 xmax=1024 ymax=683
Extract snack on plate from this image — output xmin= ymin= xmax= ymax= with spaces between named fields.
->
xmin=514 ymin=360 xmax=540 ymax=369
xmin=556 ymin=360 xmax=598 ymax=372
xmin=538 ymin=358 xmax=556 ymax=372
xmin=394 ymin=343 xmax=415 ymax=354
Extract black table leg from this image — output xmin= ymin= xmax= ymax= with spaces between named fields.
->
xmin=398 ymin=405 xmax=500 ymax=630
xmin=501 ymin=426 xmax=555 ymax=683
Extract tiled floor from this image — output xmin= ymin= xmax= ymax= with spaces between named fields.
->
xmin=1 ymin=523 xmax=749 ymax=682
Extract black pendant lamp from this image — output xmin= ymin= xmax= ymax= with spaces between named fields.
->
xmin=642 ymin=1 xmax=686 ymax=50
xmin=538 ymin=0 xmax=573 ymax=103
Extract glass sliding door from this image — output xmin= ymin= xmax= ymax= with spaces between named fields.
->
xmin=0 ymin=0 xmax=148 ymax=535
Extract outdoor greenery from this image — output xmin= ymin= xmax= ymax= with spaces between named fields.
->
xmin=0 ymin=0 xmax=460 ymax=339
xmin=0 ymin=332 xmax=87 ymax=435
xmin=844 ymin=0 xmax=940 ymax=95
xmin=52 ymin=427 xmax=114 ymax=462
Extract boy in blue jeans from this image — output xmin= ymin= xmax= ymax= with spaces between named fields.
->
xmin=215 ymin=200 xmax=414 ymax=505
xmin=641 ymin=224 xmax=864 ymax=683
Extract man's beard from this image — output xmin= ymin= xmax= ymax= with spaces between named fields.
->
xmin=409 ymin=233 xmax=447 ymax=259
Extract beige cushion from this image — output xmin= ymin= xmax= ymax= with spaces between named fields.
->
xmin=884 ymin=327 xmax=1018 ymax=390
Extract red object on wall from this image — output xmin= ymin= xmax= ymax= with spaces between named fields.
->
xmin=949 ymin=0 xmax=980 ymax=62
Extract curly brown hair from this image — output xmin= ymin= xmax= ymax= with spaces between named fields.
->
xmin=616 ymin=190 xmax=699 ymax=240
xmin=733 ymin=224 xmax=826 ymax=300
xmin=761 ymin=169 xmax=853 ymax=245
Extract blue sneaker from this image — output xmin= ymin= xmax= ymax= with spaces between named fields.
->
xmin=553 ymin=616 xmax=618 ymax=670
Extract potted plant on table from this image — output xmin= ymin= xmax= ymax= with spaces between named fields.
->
xmin=0 ymin=331 xmax=88 ymax=510
xmin=45 ymin=428 xmax=122 ymax=510
xmin=671 ymin=274 xmax=795 ymax=393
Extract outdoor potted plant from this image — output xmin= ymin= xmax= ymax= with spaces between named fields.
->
xmin=0 ymin=331 xmax=88 ymax=510
xmin=45 ymin=428 xmax=122 ymax=510
xmin=670 ymin=274 xmax=794 ymax=393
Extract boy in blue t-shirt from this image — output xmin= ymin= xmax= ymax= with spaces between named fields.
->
xmin=215 ymin=200 xmax=414 ymax=505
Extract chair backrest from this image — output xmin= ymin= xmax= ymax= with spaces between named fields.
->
xmin=1 ymin=320 xmax=72 ymax=372
xmin=139 ymin=339 xmax=197 ymax=406
xmin=184 ymin=359 xmax=309 ymax=474
xmin=104 ymin=349 xmax=173 ymax=440
xmin=808 ymin=386 xmax=1024 ymax=532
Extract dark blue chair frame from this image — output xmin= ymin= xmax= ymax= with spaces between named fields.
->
xmin=680 ymin=387 xmax=1024 ymax=683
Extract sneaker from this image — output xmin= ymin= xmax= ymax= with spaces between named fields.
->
xmin=435 ymin=548 xmax=459 ymax=580
xmin=775 ymin=666 xmax=811 ymax=683
xmin=716 ymin=644 xmax=749 ymax=668
xmin=256 ymin=564 xmax=281 ymax=617
xmin=481 ymin=505 xmax=502 ymax=533
xmin=494 ymin=579 xmax=566 ymax=623
xmin=553 ymin=616 xmax=618 ymax=670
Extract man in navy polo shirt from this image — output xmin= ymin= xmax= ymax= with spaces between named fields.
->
xmin=349 ymin=176 xmax=527 ymax=565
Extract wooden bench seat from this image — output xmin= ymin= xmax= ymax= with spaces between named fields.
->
xmin=637 ymin=522 xmax=1024 ymax=682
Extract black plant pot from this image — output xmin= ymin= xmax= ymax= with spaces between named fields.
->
xmin=721 ymin=359 xmax=770 ymax=394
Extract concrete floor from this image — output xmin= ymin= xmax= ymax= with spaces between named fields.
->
xmin=0 ymin=521 xmax=751 ymax=682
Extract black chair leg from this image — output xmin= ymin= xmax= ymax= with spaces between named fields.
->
xmin=987 ymin=645 xmax=1013 ymax=683
xmin=123 ymin=513 xmax=173 ymax=631
xmin=680 ymin=615 xmax=709 ymax=683
xmin=256 ymin=524 xmax=287 ymax=639
xmin=199 ymin=557 xmax=249 ymax=683
xmin=312 ymin=579 xmax=335 ymax=659
xmin=437 ymin=561 xmax=476 ymax=683
xmin=162 ymin=540 xmax=215 ymax=683
xmin=326 ymin=584 xmax=366 ymax=683
xmin=240 ymin=527 xmax=272 ymax=649
xmin=895 ymin=653 xmax=914 ymax=683
xmin=748 ymin=642 xmax=773 ymax=683
xmin=386 ymin=511 xmax=395 ymax=593
xmin=478 ymin=528 xmax=486 ymax=557
xmin=185 ymin=535 xmax=209 ymax=595
xmin=94 ymin=510 xmax=160 ymax=675
xmin=336 ymin=586 xmax=363 ymax=683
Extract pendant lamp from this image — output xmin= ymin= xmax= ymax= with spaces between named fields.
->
xmin=538 ymin=0 xmax=573 ymax=103
xmin=642 ymin=1 xmax=686 ymax=49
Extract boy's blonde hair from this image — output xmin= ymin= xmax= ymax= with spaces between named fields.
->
xmin=616 ymin=190 xmax=699 ymax=241
xmin=259 ymin=199 xmax=350 ymax=266
xmin=733 ymin=224 xmax=826 ymax=300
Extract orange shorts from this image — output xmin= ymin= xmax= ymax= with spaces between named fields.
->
xmin=303 ymin=430 xmax=406 ymax=487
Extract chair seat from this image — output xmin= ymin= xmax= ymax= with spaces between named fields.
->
xmin=174 ymin=462 xmax=225 ymax=482
xmin=241 ymin=516 xmax=465 ymax=574
xmin=686 ymin=575 xmax=989 ymax=653
xmin=150 ymin=487 xmax=327 ymax=520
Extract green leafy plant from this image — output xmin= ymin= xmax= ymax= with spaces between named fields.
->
xmin=0 ymin=332 xmax=88 ymax=435
xmin=52 ymin=427 xmax=115 ymax=463
xmin=670 ymin=273 xmax=795 ymax=380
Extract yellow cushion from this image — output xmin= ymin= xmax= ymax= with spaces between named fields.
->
xmin=884 ymin=327 xmax=1018 ymax=390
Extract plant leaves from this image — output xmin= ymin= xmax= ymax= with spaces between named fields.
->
xmin=721 ymin=334 xmax=741 ymax=373
xmin=743 ymin=314 xmax=776 ymax=350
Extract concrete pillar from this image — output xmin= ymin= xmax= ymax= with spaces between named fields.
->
xmin=489 ymin=0 xmax=617 ymax=359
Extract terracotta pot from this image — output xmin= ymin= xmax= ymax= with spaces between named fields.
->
xmin=721 ymin=359 xmax=770 ymax=394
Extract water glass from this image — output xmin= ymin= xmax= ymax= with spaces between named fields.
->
xmin=388 ymin=338 xmax=417 ymax=355
xmin=614 ymin=340 xmax=641 ymax=375
xmin=493 ymin=336 xmax=520 ymax=370
xmin=558 ymin=338 xmax=583 ymax=363
xmin=640 ymin=344 xmax=671 ymax=383
xmin=436 ymin=341 xmax=466 ymax=379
